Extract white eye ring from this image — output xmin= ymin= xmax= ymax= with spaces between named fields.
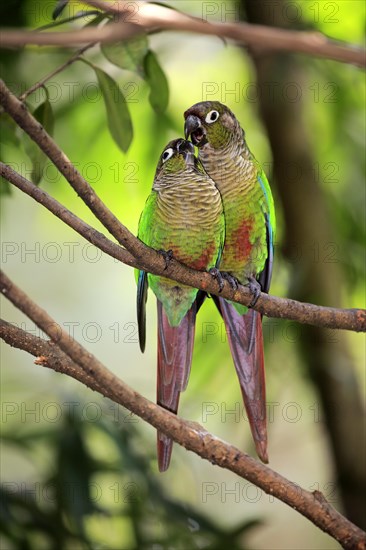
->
xmin=162 ymin=148 xmax=174 ymax=162
xmin=205 ymin=110 xmax=219 ymax=124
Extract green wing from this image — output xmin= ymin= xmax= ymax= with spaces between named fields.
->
xmin=135 ymin=192 xmax=158 ymax=352
xmin=136 ymin=270 xmax=148 ymax=352
xmin=257 ymin=167 xmax=276 ymax=293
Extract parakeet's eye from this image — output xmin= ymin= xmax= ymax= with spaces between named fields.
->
xmin=162 ymin=148 xmax=174 ymax=162
xmin=205 ymin=110 xmax=219 ymax=124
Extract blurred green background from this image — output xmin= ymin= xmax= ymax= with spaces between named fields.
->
xmin=1 ymin=1 xmax=365 ymax=548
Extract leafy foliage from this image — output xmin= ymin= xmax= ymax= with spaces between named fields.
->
xmin=21 ymin=91 xmax=55 ymax=184
xmin=101 ymin=32 xmax=149 ymax=77
xmin=83 ymin=60 xmax=134 ymax=153
xmin=144 ymin=50 xmax=170 ymax=115
xmin=34 ymin=3 xmax=170 ymax=154
xmin=0 ymin=1 xmax=171 ymax=159
xmin=52 ymin=0 xmax=69 ymax=20
xmin=37 ymin=11 xmax=103 ymax=31
xmin=0 ymin=113 xmax=19 ymax=194
xmin=0 ymin=399 xmax=260 ymax=550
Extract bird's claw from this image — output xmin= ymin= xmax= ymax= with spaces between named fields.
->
xmin=209 ymin=268 xmax=224 ymax=292
xmin=247 ymin=276 xmax=261 ymax=307
xmin=221 ymin=272 xmax=239 ymax=290
xmin=158 ymin=249 xmax=173 ymax=270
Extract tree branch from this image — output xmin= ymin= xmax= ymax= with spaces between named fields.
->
xmin=2 ymin=4 xmax=365 ymax=546
xmin=0 ymin=1 xmax=364 ymax=66
xmin=0 ymin=84 xmax=365 ymax=333
xmin=0 ymin=19 xmax=141 ymax=47
xmin=0 ymin=162 xmax=136 ymax=268
xmin=0 ymin=278 xmax=365 ymax=550
xmin=0 ymin=319 xmax=107 ymax=394
xmin=1 ymin=161 xmax=365 ymax=334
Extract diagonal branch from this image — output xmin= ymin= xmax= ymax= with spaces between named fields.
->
xmin=0 ymin=162 xmax=136 ymax=268
xmin=0 ymin=277 xmax=365 ymax=550
xmin=0 ymin=0 xmax=364 ymax=66
xmin=1 ymin=165 xmax=365 ymax=334
xmin=0 ymin=84 xmax=365 ymax=333
xmin=0 ymin=319 xmax=106 ymax=394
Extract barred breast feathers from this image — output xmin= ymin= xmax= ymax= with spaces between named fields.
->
xmin=199 ymin=123 xmax=267 ymax=214
xmin=153 ymin=171 xmax=223 ymax=230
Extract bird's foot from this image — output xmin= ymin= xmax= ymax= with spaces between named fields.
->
xmin=158 ymin=249 xmax=173 ymax=270
xmin=221 ymin=272 xmax=239 ymax=290
xmin=209 ymin=268 xmax=224 ymax=292
xmin=247 ymin=276 xmax=261 ymax=307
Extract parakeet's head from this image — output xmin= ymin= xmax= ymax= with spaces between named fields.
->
xmin=155 ymin=138 xmax=196 ymax=176
xmin=184 ymin=101 xmax=242 ymax=150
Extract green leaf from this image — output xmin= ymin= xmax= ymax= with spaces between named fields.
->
xmin=0 ymin=113 xmax=19 ymax=147
xmin=52 ymin=0 xmax=69 ymax=20
xmin=144 ymin=50 xmax=169 ymax=115
xmin=37 ymin=11 xmax=102 ymax=31
xmin=56 ymin=414 xmax=100 ymax=532
xmin=85 ymin=63 xmax=133 ymax=153
xmin=83 ymin=12 xmax=110 ymax=27
xmin=0 ymin=175 xmax=12 ymax=196
xmin=22 ymin=95 xmax=55 ymax=185
xmin=101 ymin=32 xmax=148 ymax=77
xmin=1 ymin=112 xmax=24 ymax=193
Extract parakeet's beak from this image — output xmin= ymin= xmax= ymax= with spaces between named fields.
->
xmin=177 ymin=139 xmax=195 ymax=165
xmin=184 ymin=115 xmax=206 ymax=146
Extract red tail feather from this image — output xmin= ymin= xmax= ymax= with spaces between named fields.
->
xmin=219 ymin=298 xmax=268 ymax=463
xmin=156 ymin=301 xmax=196 ymax=471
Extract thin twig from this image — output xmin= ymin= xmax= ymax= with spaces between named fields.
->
xmin=0 ymin=93 xmax=365 ymax=333
xmin=19 ymin=43 xmax=95 ymax=102
xmin=0 ymin=1 xmax=364 ymax=66
xmin=0 ymin=285 xmax=365 ymax=550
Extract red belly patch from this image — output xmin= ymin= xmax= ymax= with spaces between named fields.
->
xmin=190 ymin=241 xmax=217 ymax=271
xmin=231 ymin=217 xmax=254 ymax=262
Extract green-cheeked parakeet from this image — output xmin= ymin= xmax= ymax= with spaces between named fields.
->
xmin=184 ymin=102 xmax=276 ymax=463
xmin=136 ymin=138 xmax=225 ymax=471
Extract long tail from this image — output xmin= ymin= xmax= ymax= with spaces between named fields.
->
xmin=156 ymin=301 xmax=196 ymax=472
xmin=217 ymin=297 xmax=268 ymax=463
